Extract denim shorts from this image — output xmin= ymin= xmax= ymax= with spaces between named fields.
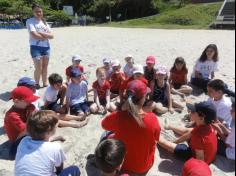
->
xmin=30 ymin=45 xmax=50 ymax=59
xmin=47 ymin=102 xmax=62 ymax=112
xmin=70 ymin=102 xmax=89 ymax=114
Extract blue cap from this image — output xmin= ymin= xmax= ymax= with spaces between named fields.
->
xmin=17 ymin=77 xmax=36 ymax=87
xmin=71 ymin=68 xmax=82 ymax=78
xmin=187 ymin=101 xmax=217 ymax=121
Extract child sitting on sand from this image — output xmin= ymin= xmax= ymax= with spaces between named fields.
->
xmin=102 ymin=58 xmax=113 ymax=80
xmin=169 ymin=57 xmax=193 ymax=98
xmin=95 ymin=139 xmax=129 ymax=176
xmin=150 ymin=66 xmax=184 ymax=114
xmin=191 ymin=44 xmax=219 ymax=93
xmin=66 ymin=69 xmax=90 ymax=117
xmin=110 ymin=60 xmax=126 ymax=98
xmin=144 ymin=56 xmax=156 ymax=86
xmin=217 ymin=98 xmax=235 ymax=160
xmin=182 ymin=158 xmax=212 ymax=176
xmin=65 ymin=55 xmax=84 ymax=84
xmin=44 ymin=73 xmax=67 ymax=114
xmin=44 ymin=73 xmax=89 ymax=128
xmin=123 ymin=55 xmax=134 ymax=79
xmin=207 ymin=79 xmax=233 ymax=129
xmin=15 ymin=110 xmax=81 ymax=176
xmin=120 ymin=64 xmax=148 ymax=104
xmin=90 ymin=68 xmax=116 ymax=114
xmin=158 ymin=101 xmax=217 ymax=164
xmin=4 ymin=86 xmax=38 ymax=159
xmin=17 ymin=77 xmax=41 ymax=110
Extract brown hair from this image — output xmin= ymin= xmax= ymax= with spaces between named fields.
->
xmin=171 ymin=57 xmax=188 ymax=72
xmin=96 ymin=67 xmax=106 ymax=76
xmin=199 ymin=44 xmax=219 ymax=62
xmin=95 ymin=139 xmax=126 ymax=174
xmin=27 ymin=110 xmax=58 ymax=140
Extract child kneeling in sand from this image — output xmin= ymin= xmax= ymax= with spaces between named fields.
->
xmin=158 ymin=101 xmax=217 ymax=164
xmin=66 ymin=69 xmax=90 ymax=117
xmin=149 ymin=66 xmax=184 ymax=114
xmin=90 ymin=68 xmax=116 ymax=114
xmin=15 ymin=110 xmax=81 ymax=176
xmin=169 ymin=57 xmax=193 ymax=98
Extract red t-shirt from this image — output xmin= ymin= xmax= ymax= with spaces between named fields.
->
xmin=92 ymin=80 xmax=111 ymax=100
xmin=182 ymin=158 xmax=212 ymax=176
xmin=65 ymin=65 xmax=84 ymax=77
xmin=170 ymin=68 xmax=188 ymax=85
xmin=4 ymin=105 xmax=35 ymax=142
xmin=102 ymin=111 xmax=161 ymax=174
xmin=121 ymin=76 xmax=148 ymax=92
xmin=190 ymin=125 xmax=217 ymax=164
xmin=110 ymin=72 xmax=125 ymax=92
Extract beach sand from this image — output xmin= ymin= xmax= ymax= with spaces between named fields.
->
xmin=0 ymin=27 xmax=235 ymax=176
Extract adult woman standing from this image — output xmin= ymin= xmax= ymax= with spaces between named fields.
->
xmin=26 ymin=4 xmax=54 ymax=89
xmin=102 ymin=80 xmax=161 ymax=175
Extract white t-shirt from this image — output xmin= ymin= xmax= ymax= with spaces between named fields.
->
xmin=192 ymin=60 xmax=218 ymax=79
xmin=44 ymin=86 xmax=59 ymax=103
xmin=208 ymin=96 xmax=232 ymax=127
xmin=66 ymin=81 xmax=88 ymax=106
xmin=33 ymin=90 xmax=41 ymax=110
xmin=15 ymin=136 xmax=66 ymax=176
xmin=123 ymin=64 xmax=134 ymax=78
xmin=26 ymin=17 xmax=51 ymax=47
xmin=226 ymin=125 xmax=235 ymax=160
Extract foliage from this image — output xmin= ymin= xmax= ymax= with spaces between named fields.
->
xmin=105 ymin=2 xmax=222 ymax=29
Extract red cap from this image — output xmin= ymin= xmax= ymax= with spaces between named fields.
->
xmin=146 ymin=56 xmax=156 ymax=64
xmin=182 ymin=158 xmax=212 ymax=176
xmin=11 ymin=86 xmax=39 ymax=103
xmin=127 ymin=80 xmax=151 ymax=99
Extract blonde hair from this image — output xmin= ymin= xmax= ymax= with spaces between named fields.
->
xmin=96 ymin=67 xmax=106 ymax=76
xmin=126 ymin=96 xmax=145 ymax=128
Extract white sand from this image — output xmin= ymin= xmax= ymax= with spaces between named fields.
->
xmin=0 ymin=27 xmax=235 ymax=176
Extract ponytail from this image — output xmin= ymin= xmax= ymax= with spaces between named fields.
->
xmin=126 ymin=93 xmax=145 ymax=128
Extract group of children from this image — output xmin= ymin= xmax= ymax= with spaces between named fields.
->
xmin=3 ymin=43 xmax=235 ymax=176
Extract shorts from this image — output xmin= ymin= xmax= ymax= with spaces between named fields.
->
xmin=217 ymin=138 xmax=227 ymax=157
xmin=99 ymin=99 xmax=107 ymax=106
xmin=30 ymin=45 xmax=50 ymax=59
xmin=9 ymin=135 xmax=27 ymax=160
xmin=173 ymin=83 xmax=184 ymax=90
xmin=111 ymin=90 xmax=119 ymax=95
xmin=174 ymin=144 xmax=193 ymax=161
xmin=47 ymin=102 xmax=62 ymax=112
xmin=70 ymin=102 xmax=89 ymax=114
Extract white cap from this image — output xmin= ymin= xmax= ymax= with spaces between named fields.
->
xmin=133 ymin=64 xmax=144 ymax=75
xmin=156 ymin=65 xmax=168 ymax=75
xmin=72 ymin=55 xmax=82 ymax=61
xmin=103 ymin=58 xmax=111 ymax=64
xmin=125 ymin=54 xmax=134 ymax=61
xmin=112 ymin=60 xmax=121 ymax=67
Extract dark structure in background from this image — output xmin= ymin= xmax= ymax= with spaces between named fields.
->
xmin=213 ymin=0 xmax=235 ymax=28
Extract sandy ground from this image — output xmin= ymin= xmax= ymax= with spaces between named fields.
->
xmin=0 ymin=27 xmax=235 ymax=176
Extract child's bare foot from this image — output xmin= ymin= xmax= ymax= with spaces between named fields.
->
xmin=175 ymin=108 xmax=183 ymax=113
xmin=73 ymin=118 xmax=90 ymax=128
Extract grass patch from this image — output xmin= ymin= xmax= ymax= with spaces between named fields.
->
xmin=102 ymin=2 xmax=222 ymax=29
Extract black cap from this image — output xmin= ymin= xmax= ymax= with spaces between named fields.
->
xmin=187 ymin=101 xmax=217 ymax=124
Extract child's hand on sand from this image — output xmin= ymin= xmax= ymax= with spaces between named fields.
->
xmin=50 ymin=136 xmax=66 ymax=143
